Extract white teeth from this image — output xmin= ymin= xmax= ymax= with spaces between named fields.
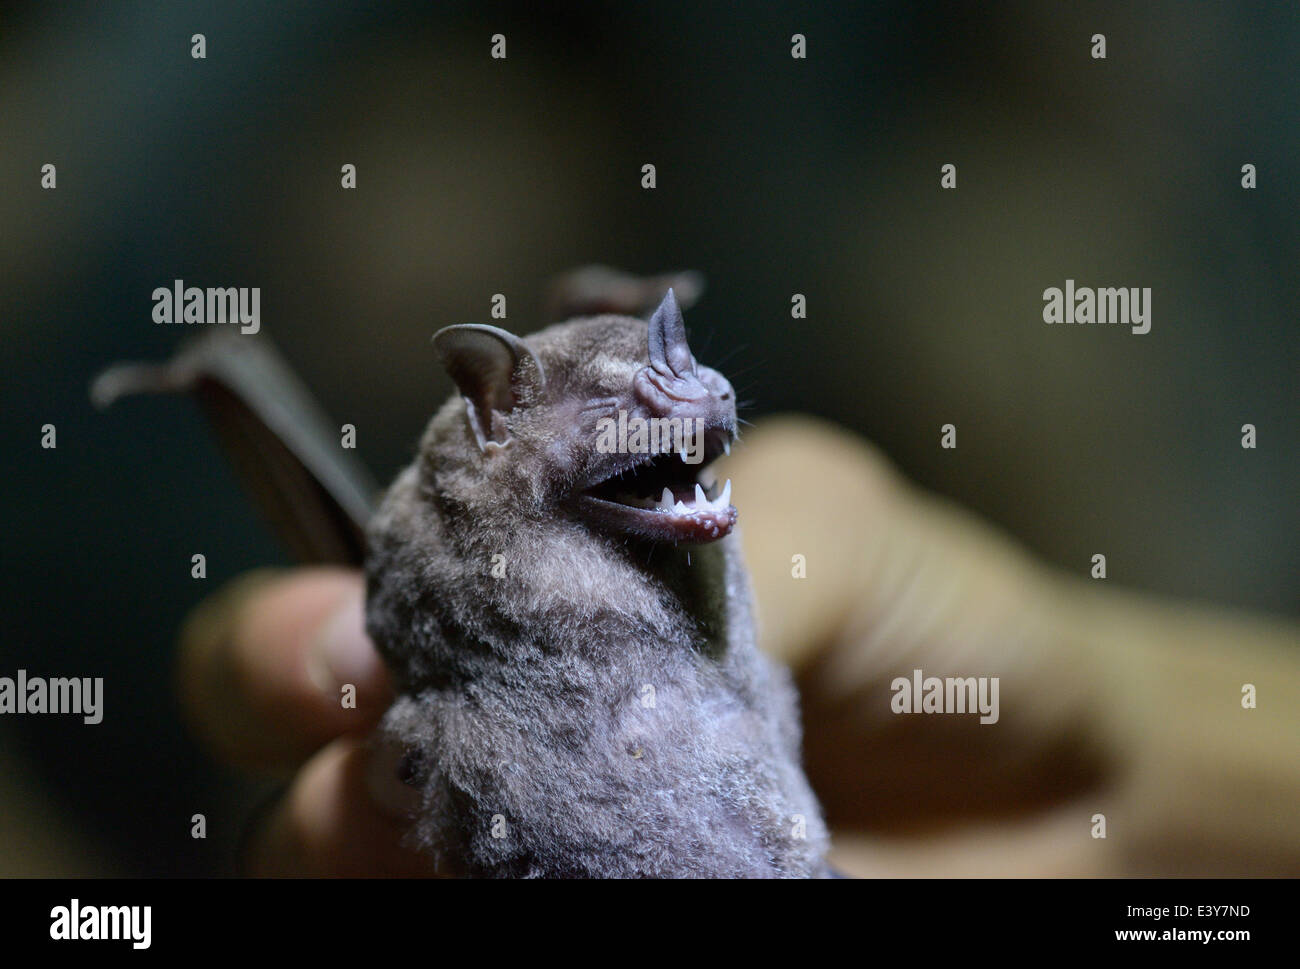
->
xmin=678 ymin=447 xmax=688 ymax=462
xmin=723 ymin=439 xmax=731 ymax=456
xmin=645 ymin=479 xmax=734 ymax=519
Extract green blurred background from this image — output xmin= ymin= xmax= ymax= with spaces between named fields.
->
xmin=1 ymin=1 xmax=1295 ymax=874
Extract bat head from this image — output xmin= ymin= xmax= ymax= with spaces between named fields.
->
xmin=431 ymin=289 xmax=738 ymax=543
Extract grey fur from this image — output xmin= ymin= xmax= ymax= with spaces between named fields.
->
xmin=365 ymin=307 xmax=829 ymax=877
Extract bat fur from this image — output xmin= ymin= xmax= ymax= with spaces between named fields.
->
xmin=365 ymin=291 xmax=831 ymax=877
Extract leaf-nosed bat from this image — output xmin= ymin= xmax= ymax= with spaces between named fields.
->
xmin=93 ymin=267 xmax=831 ymax=877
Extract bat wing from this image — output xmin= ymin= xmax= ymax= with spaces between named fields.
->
xmin=91 ymin=330 xmax=377 ymax=567
xmin=544 ymin=265 xmax=705 ymax=322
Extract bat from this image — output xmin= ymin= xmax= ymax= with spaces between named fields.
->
xmin=93 ymin=267 xmax=832 ymax=877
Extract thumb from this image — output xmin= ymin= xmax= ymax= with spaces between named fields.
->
xmin=725 ymin=416 xmax=1107 ymax=830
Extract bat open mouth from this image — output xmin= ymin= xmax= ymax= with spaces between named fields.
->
xmin=573 ymin=427 xmax=736 ymax=542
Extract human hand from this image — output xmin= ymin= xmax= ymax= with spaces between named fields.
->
xmin=726 ymin=415 xmax=1300 ymax=876
xmin=176 ymin=567 xmax=436 ymax=876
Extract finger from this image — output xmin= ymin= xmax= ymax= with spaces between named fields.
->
xmin=723 ymin=415 xmax=903 ymax=670
xmin=730 ymin=416 xmax=1108 ymax=829
xmin=176 ymin=567 xmax=393 ymax=771
xmin=828 ymin=804 xmax=1120 ymax=877
xmin=240 ymin=735 xmax=444 ymax=877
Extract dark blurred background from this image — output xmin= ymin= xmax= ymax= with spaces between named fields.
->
xmin=1 ymin=1 xmax=1295 ymax=875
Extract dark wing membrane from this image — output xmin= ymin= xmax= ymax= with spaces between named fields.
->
xmin=91 ymin=330 xmax=377 ymax=566
xmin=544 ymin=265 xmax=705 ymax=322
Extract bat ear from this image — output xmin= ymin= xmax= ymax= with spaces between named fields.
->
xmin=432 ymin=324 xmax=546 ymax=450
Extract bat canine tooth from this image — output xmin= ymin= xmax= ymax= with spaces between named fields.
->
xmin=719 ymin=478 xmax=731 ymax=507
xmin=694 ymin=483 xmax=707 ymax=505
xmin=660 ymin=487 xmax=674 ymax=510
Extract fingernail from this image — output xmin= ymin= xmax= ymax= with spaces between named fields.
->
xmin=307 ymin=594 xmax=378 ymax=697
xmin=365 ymin=735 xmax=423 ymax=817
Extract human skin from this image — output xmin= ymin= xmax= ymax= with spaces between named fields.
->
xmin=177 ymin=415 xmax=1300 ymax=876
